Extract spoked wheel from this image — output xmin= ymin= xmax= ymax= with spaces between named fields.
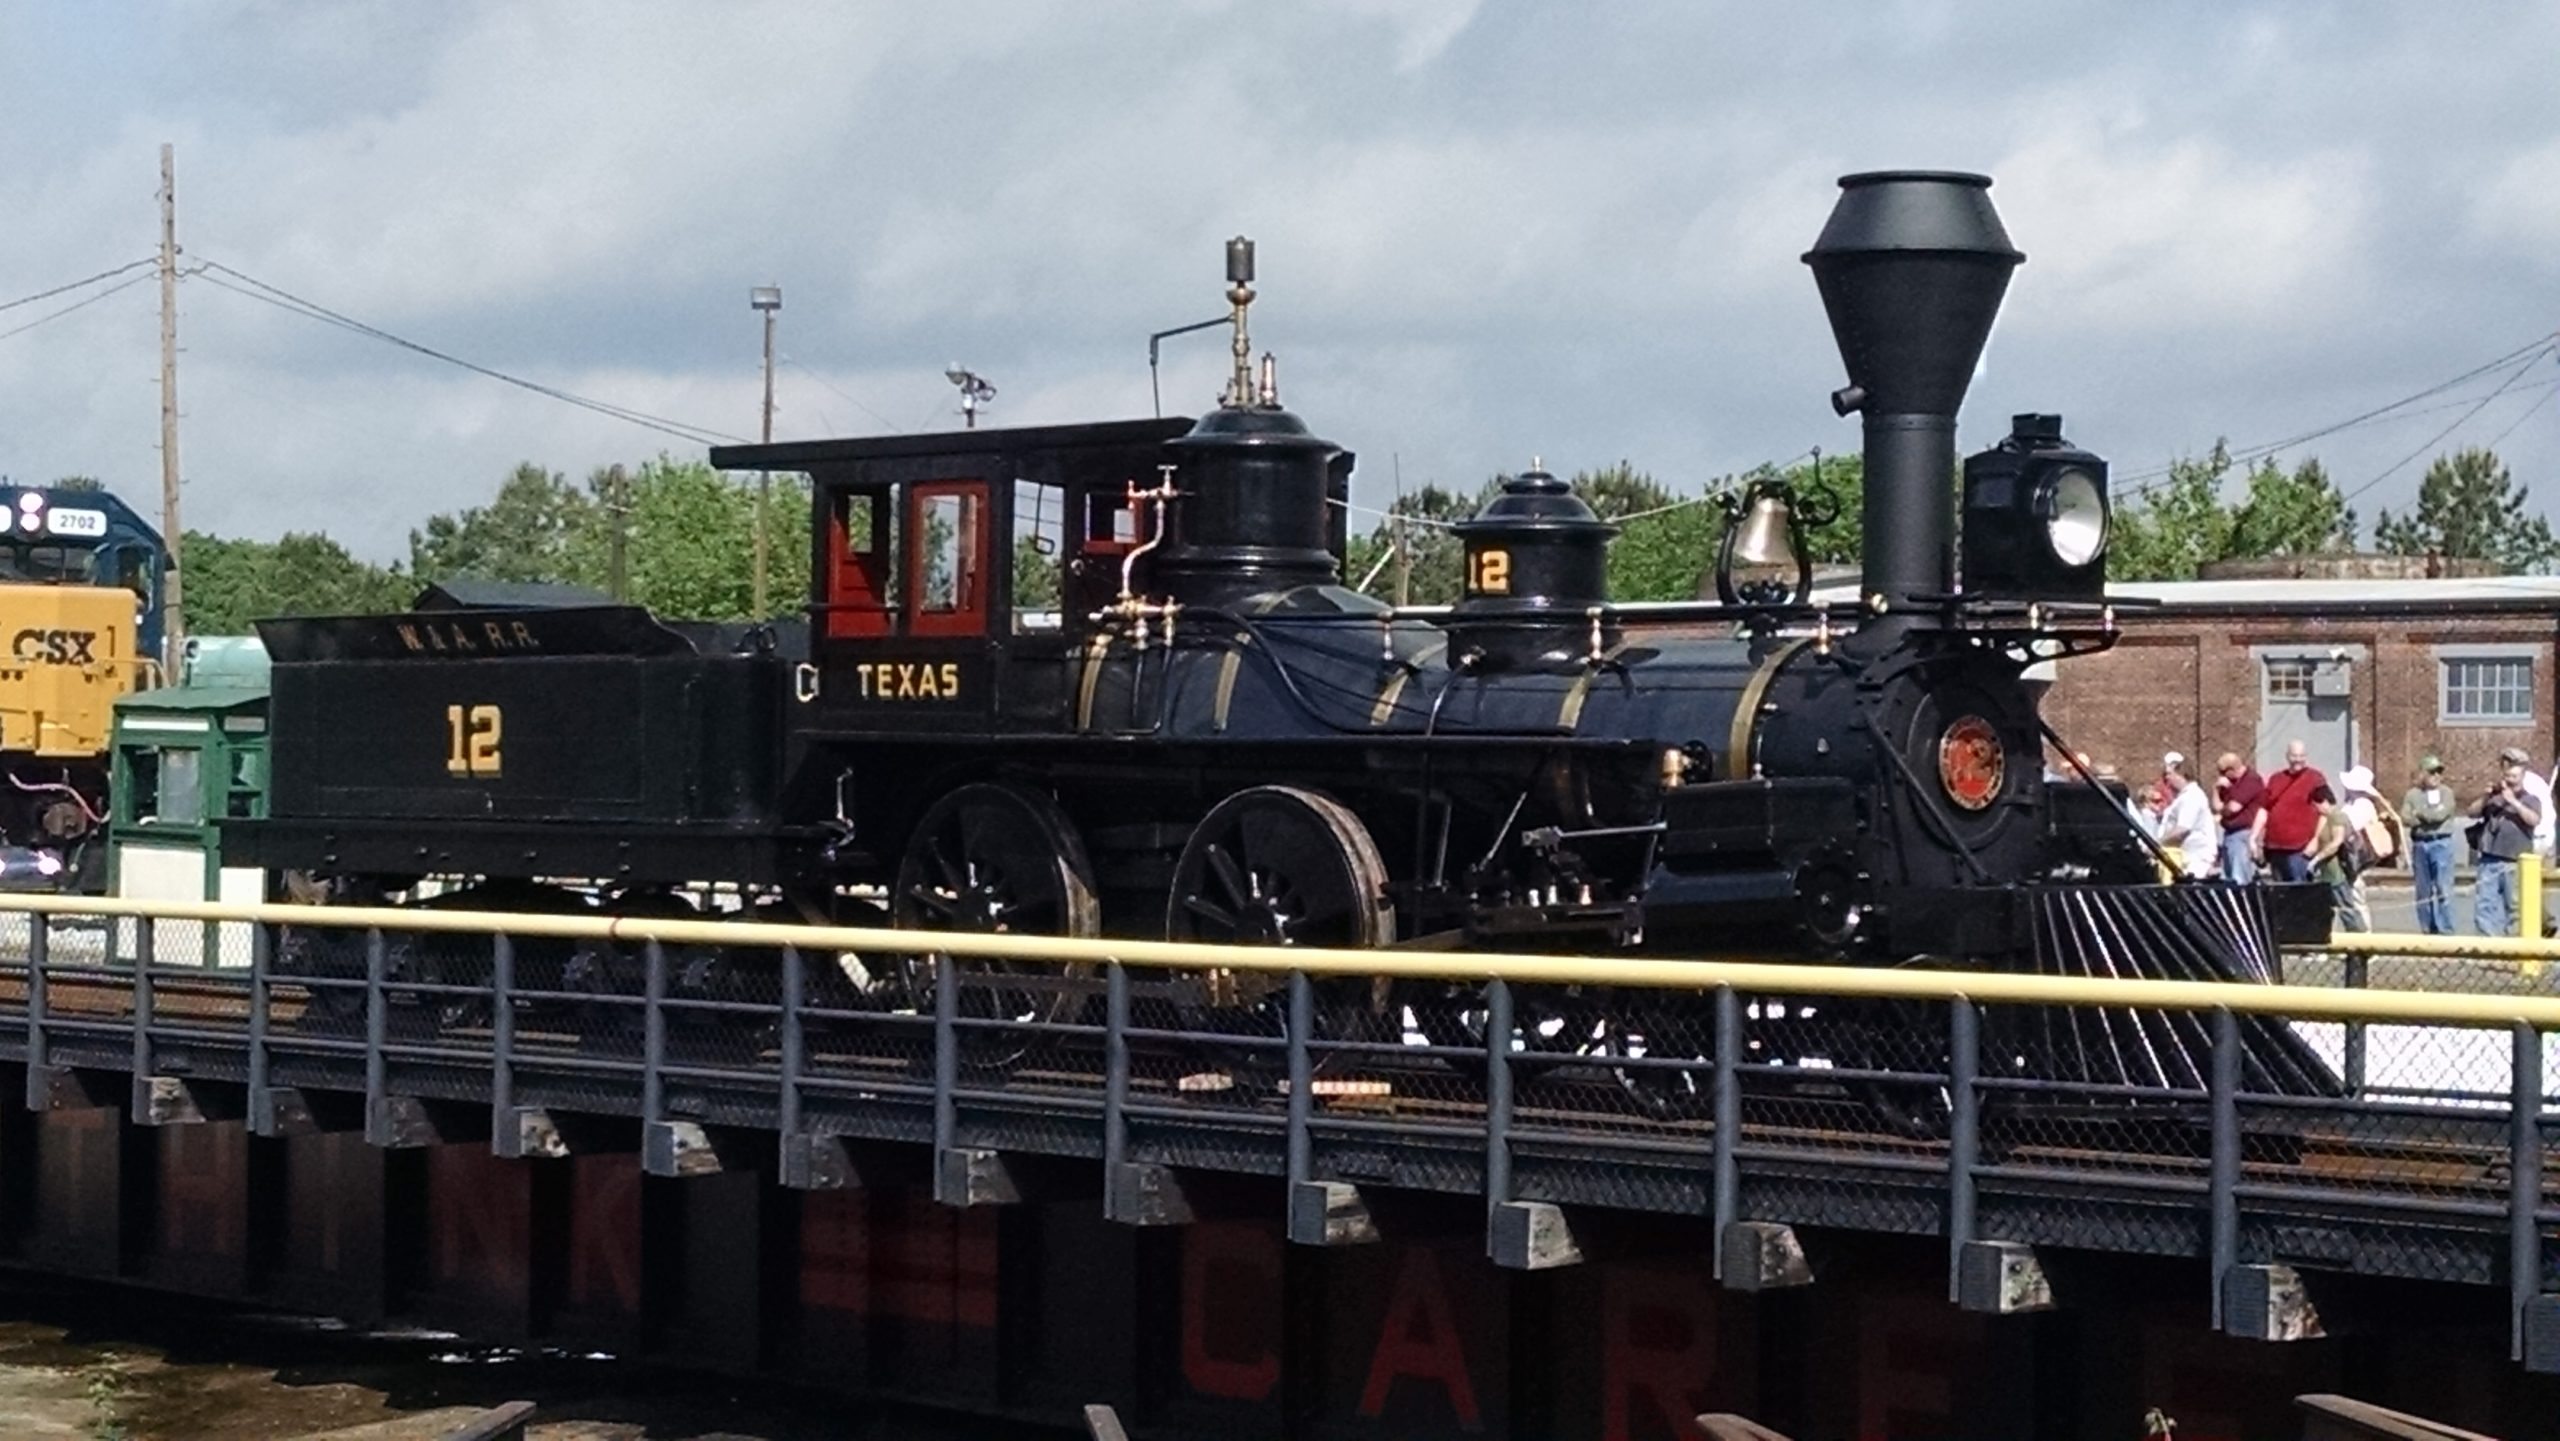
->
xmin=891 ymin=782 xmax=1101 ymax=1071
xmin=1400 ymin=981 xmax=1606 ymax=1075
xmin=1600 ymin=992 xmax=1717 ymax=1121
xmin=1833 ymin=995 xmax=1955 ymax=1141
xmin=1166 ymin=786 xmax=1397 ymax=1083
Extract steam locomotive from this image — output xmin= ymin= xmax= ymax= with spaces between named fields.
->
xmin=227 ymin=172 xmax=2334 ymax=1102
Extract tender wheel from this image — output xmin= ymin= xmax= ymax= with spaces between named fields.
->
xmin=1166 ymin=786 xmax=1396 ymax=1081
xmin=891 ymin=781 xmax=1101 ymax=1070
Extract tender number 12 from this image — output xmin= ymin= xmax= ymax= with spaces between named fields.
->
xmin=445 ymin=703 xmax=503 ymax=777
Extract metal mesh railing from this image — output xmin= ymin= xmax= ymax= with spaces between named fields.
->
xmin=1 ymin=893 xmax=2557 ymax=1345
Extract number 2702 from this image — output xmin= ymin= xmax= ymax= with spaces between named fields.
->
xmin=445 ymin=704 xmax=503 ymax=778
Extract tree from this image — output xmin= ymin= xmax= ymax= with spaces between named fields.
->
xmin=2107 ymin=444 xmax=2237 ymax=581
xmin=409 ymin=462 xmax=597 ymax=585
xmin=2374 ymin=447 xmax=2557 ymax=573
xmin=1012 ymin=535 xmax=1061 ymax=611
xmin=2226 ymin=457 xmax=2356 ymax=557
xmin=1571 ymin=461 xmax=1706 ymax=603
xmin=181 ymin=530 xmax=411 ymax=633
xmin=620 ymin=457 xmax=812 ymax=620
xmin=49 ymin=475 xmax=104 ymax=493
xmin=1343 ymin=483 xmax=1482 ymax=605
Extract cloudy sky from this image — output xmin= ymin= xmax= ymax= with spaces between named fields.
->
xmin=1 ymin=0 xmax=2555 ymax=563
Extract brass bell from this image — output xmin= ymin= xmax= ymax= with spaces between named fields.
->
xmin=1728 ymin=491 xmax=1800 ymax=570
xmin=1715 ymin=478 xmax=1812 ymax=606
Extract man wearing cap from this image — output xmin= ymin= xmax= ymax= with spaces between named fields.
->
xmin=2471 ymin=749 xmax=2544 ymax=937
xmin=2213 ymin=752 xmax=2265 ymax=883
xmin=2157 ymin=752 xmax=2216 ymax=880
xmin=2402 ymin=755 xmax=2460 ymax=935
xmin=2256 ymin=740 xmax=2329 ymax=884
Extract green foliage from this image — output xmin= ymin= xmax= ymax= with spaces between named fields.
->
xmin=50 ymin=474 xmax=105 ymax=493
xmin=1575 ymin=461 xmax=1701 ymax=603
xmin=2106 ymin=444 xmax=2236 ymax=582
xmin=181 ymin=530 xmax=411 ymax=633
xmin=2374 ymin=447 xmax=2557 ymax=572
xmin=399 ymin=456 xmax=813 ymax=621
xmin=2226 ymin=456 xmax=2356 ymax=557
xmin=1013 ymin=536 xmax=1061 ymax=610
xmin=1343 ymin=482 xmax=1484 ymax=605
xmin=2105 ymin=445 xmax=2357 ymax=581
xmin=408 ymin=462 xmax=597 ymax=585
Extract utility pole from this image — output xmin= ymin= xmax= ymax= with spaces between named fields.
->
xmin=605 ymin=463 xmax=630 ymax=602
xmin=750 ymin=286 xmax=781 ymax=619
xmin=158 ymin=143 xmax=183 ymax=678
xmin=1391 ymin=453 xmax=1411 ymax=607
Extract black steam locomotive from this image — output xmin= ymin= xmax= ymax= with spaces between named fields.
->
xmin=228 ymin=172 xmax=2333 ymax=1100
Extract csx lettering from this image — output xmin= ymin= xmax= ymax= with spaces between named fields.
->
xmin=397 ymin=620 xmax=541 ymax=655
xmin=10 ymin=628 xmax=96 ymax=665
xmin=855 ymin=662 xmax=962 ymax=700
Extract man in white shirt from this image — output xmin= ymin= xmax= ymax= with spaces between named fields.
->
xmin=2157 ymin=752 xmax=2217 ymax=879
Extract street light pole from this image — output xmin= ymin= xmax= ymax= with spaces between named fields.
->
xmin=751 ymin=285 xmax=781 ymax=618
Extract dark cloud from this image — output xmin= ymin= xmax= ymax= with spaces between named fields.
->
xmin=0 ymin=0 xmax=2552 ymax=559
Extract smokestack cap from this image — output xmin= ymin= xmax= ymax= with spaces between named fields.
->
xmin=1804 ymin=171 xmax=2023 ymax=419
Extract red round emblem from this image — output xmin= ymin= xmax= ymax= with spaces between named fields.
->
xmin=1938 ymin=715 xmax=2005 ymax=811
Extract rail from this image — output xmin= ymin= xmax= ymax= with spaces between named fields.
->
xmin=0 ymin=894 xmax=2553 ymax=1368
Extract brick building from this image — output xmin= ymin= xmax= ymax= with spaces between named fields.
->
xmin=2037 ymin=573 xmax=2560 ymax=794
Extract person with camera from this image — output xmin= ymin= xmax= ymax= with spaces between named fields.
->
xmin=2470 ymin=747 xmax=2545 ymax=937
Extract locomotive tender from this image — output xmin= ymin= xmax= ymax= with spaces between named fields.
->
xmin=229 ymin=173 xmax=2330 ymax=1089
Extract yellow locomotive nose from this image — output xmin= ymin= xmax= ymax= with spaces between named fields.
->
xmin=0 ymin=582 xmax=140 ymax=758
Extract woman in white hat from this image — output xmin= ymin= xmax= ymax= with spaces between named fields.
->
xmin=2335 ymin=765 xmax=2399 ymax=932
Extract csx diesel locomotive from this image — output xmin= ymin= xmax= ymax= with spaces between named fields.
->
xmin=228 ymin=172 xmax=2333 ymax=1098
xmin=0 ymin=484 xmax=165 ymax=874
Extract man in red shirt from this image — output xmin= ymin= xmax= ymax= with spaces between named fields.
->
xmin=2255 ymin=739 xmax=2329 ymax=883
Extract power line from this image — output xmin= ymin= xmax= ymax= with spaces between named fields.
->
xmin=2339 ymin=346 xmax=2557 ymax=505
xmin=778 ymin=352 xmax=902 ymax=432
xmin=192 ymin=259 xmax=743 ymax=447
xmin=0 ymin=271 xmax=158 ymax=344
xmin=2112 ymin=331 xmax=2560 ymax=499
xmin=0 ymin=257 xmax=157 ymax=315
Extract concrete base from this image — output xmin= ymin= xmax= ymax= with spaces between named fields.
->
xmin=934 ymin=1147 xmax=1020 ymax=1207
xmin=1104 ymin=1162 xmax=1194 ymax=1226
xmin=132 ymin=1074 xmax=240 ymax=1127
xmin=2221 ymin=1263 xmax=2323 ymax=1342
xmin=1287 ymin=1181 xmax=1379 ymax=1246
xmin=1488 ymin=1200 xmax=1582 ymax=1271
xmin=1955 ymin=1240 xmax=2054 ymax=1314
xmin=779 ymin=1134 xmax=857 ymax=1191
xmin=27 ymin=1065 xmax=119 ymax=1112
xmin=366 ymin=1095 xmax=489 ymax=1149
xmin=2522 ymin=1294 xmax=2560 ymax=1374
xmin=1719 ymin=1222 xmax=1813 ymax=1291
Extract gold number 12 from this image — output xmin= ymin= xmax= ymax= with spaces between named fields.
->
xmin=445 ymin=704 xmax=503 ymax=777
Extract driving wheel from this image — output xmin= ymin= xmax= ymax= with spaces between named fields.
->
xmin=891 ymin=781 xmax=1101 ymax=1070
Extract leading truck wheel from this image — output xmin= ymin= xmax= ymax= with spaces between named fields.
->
xmin=1165 ymin=785 xmax=1397 ymax=1086
xmin=890 ymin=781 xmax=1101 ymax=1071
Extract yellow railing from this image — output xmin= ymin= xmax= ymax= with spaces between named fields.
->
xmin=7 ymin=892 xmax=2560 ymax=1030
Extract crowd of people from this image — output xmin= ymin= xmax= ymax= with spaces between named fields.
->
xmin=2118 ymin=743 xmax=2553 ymax=937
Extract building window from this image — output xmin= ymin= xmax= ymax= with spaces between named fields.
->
xmin=2264 ymin=658 xmax=2317 ymax=701
xmin=2442 ymin=656 xmax=2535 ymax=724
